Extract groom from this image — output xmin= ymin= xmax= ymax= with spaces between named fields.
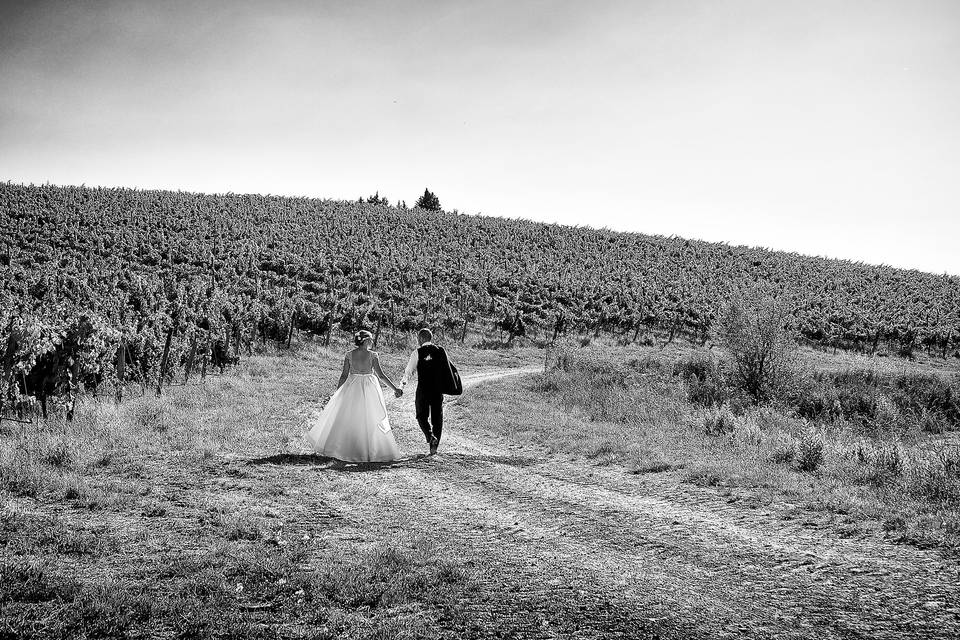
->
xmin=401 ymin=328 xmax=447 ymax=455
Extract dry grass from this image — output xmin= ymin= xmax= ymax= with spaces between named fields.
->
xmin=0 ymin=336 xmax=516 ymax=639
xmin=0 ymin=532 xmax=470 ymax=639
xmin=461 ymin=341 xmax=960 ymax=554
xmin=4 ymin=331 xmax=955 ymax=636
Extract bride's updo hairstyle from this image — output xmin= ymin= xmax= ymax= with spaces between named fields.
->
xmin=354 ymin=330 xmax=374 ymax=346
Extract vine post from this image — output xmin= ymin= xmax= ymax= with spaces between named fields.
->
xmin=201 ymin=331 xmax=209 ymax=380
xmin=286 ymin=310 xmax=295 ymax=348
xmin=223 ymin=325 xmax=231 ymax=369
xmin=115 ymin=337 xmax=126 ymax=403
xmin=156 ymin=321 xmax=176 ymax=397
xmin=184 ymin=332 xmax=198 ymax=382
xmin=0 ymin=317 xmax=17 ymax=422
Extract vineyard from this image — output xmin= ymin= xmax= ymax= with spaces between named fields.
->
xmin=1 ymin=181 xmax=959 ymax=420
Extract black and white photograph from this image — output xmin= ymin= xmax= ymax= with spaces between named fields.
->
xmin=1 ymin=1 xmax=959 ymax=638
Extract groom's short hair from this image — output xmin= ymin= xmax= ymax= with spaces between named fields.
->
xmin=418 ymin=328 xmax=433 ymax=343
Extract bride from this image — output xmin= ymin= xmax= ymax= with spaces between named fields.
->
xmin=306 ymin=330 xmax=404 ymax=462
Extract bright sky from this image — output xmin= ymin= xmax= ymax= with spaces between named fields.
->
xmin=2 ymin=0 xmax=958 ymax=274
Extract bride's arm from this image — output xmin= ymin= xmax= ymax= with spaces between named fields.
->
xmin=372 ymin=354 xmax=401 ymax=393
xmin=335 ymin=356 xmax=350 ymax=389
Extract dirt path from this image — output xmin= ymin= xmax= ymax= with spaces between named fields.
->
xmin=231 ymin=366 xmax=959 ymax=639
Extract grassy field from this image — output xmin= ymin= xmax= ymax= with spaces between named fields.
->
xmin=0 ymin=339 xmax=541 ymax=640
xmin=2 ymin=333 xmax=958 ymax=638
xmin=468 ymin=339 xmax=960 ymax=554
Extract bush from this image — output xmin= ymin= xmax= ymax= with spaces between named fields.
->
xmin=891 ymin=373 xmax=960 ymax=432
xmin=797 ymin=429 xmax=824 ymax=472
xmin=768 ymin=432 xmax=797 ymax=464
xmin=790 ymin=368 xmax=960 ymax=435
xmin=41 ymin=440 xmax=73 ymax=468
xmin=829 ymin=370 xmax=890 ymax=430
xmin=541 ymin=344 xmax=678 ymax=426
xmin=720 ymin=292 xmax=797 ymax=404
xmin=789 ymin=376 xmax=842 ymax=422
xmin=550 ymin=345 xmax=632 ymax=388
xmin=473 ymin=338 xmax=514 ymax=350
xmin=906 ymin=447 xmax=960 ymax=504
xmin=854 ymin=442 xmax=904 ymax=486
xmin=673 ymin=355 xmax=727 ymax=407
xmin=703 ymin=405 xmax=736 ymax=436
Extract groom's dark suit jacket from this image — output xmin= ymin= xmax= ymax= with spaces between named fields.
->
xmin=415 ymin=344 xmax=447 ymax=398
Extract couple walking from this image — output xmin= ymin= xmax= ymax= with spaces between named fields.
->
xmin=305 ymin=328 xmax=459 ymax=462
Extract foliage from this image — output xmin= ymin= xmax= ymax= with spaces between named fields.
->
xmin=720 ymin=292 xmax=798 ymax=404
xmin=703 ymin=405 xmax=737 ymax=436
xmin=796 ymin=429 xmax=825 ymax=472
xmin=364 ymin=191 xmax=390 ymax=206
xmin=789 ymin=368 xmax=960 ymax=435
xmin=2 ymin=181 xmax=960 ymax=416
xmin=415 ymin=188 xmax=441 ymax=211
xmin=673 ymin=354 xmax=728 ymax=407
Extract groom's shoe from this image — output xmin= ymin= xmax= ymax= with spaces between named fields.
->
xmin=429 ymin=436 xmax=439 ymax=456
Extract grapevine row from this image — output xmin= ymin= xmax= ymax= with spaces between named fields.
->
xmin=1 ymin=182 xmax=958 ymax=419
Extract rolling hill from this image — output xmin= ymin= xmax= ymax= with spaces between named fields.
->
xmin=1 ymin=181 xmax=958 ymax=411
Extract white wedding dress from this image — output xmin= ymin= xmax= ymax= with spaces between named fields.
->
xmin=305 ymin=358 xmax=401 ymax=462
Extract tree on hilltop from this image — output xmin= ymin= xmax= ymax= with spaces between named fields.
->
xmin=365 ymin=191 xmax=389 ymax=206
xmin=415 ymin=188 xmax=441 ymax=211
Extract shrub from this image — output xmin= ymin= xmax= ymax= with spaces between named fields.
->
xmin=531 ymin=372 xmax=562 ymax=393
xmin=768 ymin=433 xmax=797 ymax=464
xmin=685 ymin=466 xmax=724 ymax=487
xmin=549 ymin=345 xmax=632 ymax=388
xmin=703 ymin=405 xmax=736 ymax=436
xmin=41 ymin=439 xmax=73 ymax=468
xmin=541 ymin=345 xmax=647 ymax=423
xmin=791 ymin=368 xmax=960 ymax=435
xmin=731 ymin=415 xmax=763 ymax=449
xmin=673 ymin=355 xmax=727 ymax=407
xmin=789 ymin=376 xmax=842 ymax=422
xmin=797 ymin=429 xmax=824 ymax=472
xmin=906 ymin=447 xmax=960 ymax=504
xmin=720 ymin=292 xmax=797 ymax=404
xmin=891 ymin=373 xmax=960 ymax=432
xmin=871 ymin=393 xmax=902 ymax=435
xmin=626 ymin=356 xmax=664 ymax=375
xmin=856 ymin=442 xmax=904 ymax=485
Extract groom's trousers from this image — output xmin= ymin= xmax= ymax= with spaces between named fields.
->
xmin=415 ymin=390 xmax=443 ymax=443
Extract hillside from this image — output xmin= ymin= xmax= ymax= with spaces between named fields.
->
xmin=1 ymin=181 xmax=958 ymax=412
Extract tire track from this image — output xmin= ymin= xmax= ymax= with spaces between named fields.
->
xmin=236 ymin=366 xmax=960 ymax=639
